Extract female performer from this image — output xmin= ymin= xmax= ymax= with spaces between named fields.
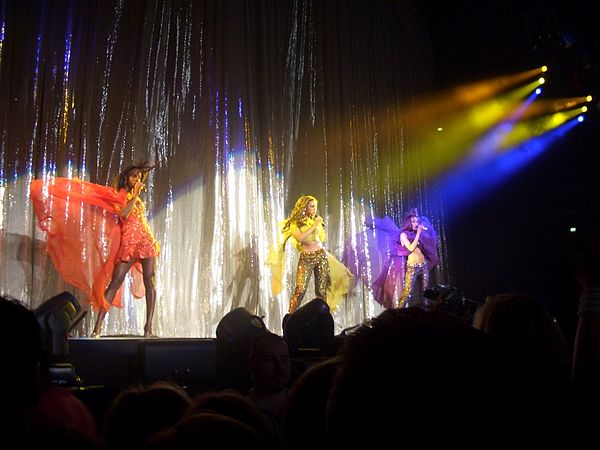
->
xmin=372 ymin=209 xmax=438 ymax=309
xmin=270 ymin=195 xmax=352 ymax=314
xmin=397 ymin=210 xmax=434 ymax=308
xmin=92 ymin=163 xmax=159 ymax=337
xmin=30 ymin=161 xmax=159 ymax=337
xmin=283 ymin=196 xmax=329 ymax=313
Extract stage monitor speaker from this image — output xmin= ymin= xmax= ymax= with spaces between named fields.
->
xmin=138 ymin=338 xmax=217 ymax=392
xmin=283 ymin=297 xmax=336 ymax=357
xmin=68 ymin=338 xmax=140 ymax=388
xmin=215 ymin=307 xmax=267 ymax=391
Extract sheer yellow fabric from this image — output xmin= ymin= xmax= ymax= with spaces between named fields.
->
xmin=267 ymin=219 xmax=353 ymax=312
xmin=326 ymin=252 xmax=354 ymax=312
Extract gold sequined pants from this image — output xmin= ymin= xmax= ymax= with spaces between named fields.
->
xmin=398 ymin=262 xmax=429 ymax=308
xmin=289 ymin=248 xmax=330 ymax=313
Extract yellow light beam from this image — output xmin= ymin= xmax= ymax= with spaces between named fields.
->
xmin=408 ymin=79 xmax=541 ymax=180
xmin=398 ymin=67 xmax=549 ymax=131
xmin=518 ymin=96 xmax=593 ymax=120
xmin=498 ymin=108 xmax=583 ymax=152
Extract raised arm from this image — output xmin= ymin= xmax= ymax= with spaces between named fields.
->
xmin=292 ymin=216 xmax=324 ymax=243
xmin=116 ymin=181 xmax=144 ymax=219
xmin=400 ymin=225 xmax=424 ymax=253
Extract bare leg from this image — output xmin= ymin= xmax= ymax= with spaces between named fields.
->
xmin=140 ymin=257 xmax=157 ymax=336
xmin=93 ymin=260 xmax=135 ymax=336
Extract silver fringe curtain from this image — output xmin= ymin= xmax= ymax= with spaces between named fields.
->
xmin=0 ymin=0 xmax=447 ymax=336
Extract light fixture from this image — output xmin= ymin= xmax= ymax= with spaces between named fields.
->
xmin=33 ymin=291 xmax=83 ymax=361
xmin=283 ymin=297 xmax=336 ymax=358
xmin=215 ymin=307 xmax=267 ymax=391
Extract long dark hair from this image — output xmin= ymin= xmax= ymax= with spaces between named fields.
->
xmin=114 ymin=160 xmax=155 ymax=191
xmin=401 ymin=210 xmax=418 ymax=232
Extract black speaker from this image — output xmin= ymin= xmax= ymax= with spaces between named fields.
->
xmin=283 ymin=298 xmax=336 ymax=357
xmin=68 ymin=338 xmax=140 ymax=388
xmin=215 ymin=307 xmax=267 ymax=391
xmin=138 ymin=338 xmax=217 ymax=392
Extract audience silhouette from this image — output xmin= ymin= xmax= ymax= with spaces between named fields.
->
xmin=145 ymin=412 xmax=272 ymax=450
xmin=247 ymin=332 xmax=292 ymax=448
xmin=327 ymin=307 xmax=529 ymax=449
xmin=0 ymin=296 xmax=100 ymax=449
xmin=101 ymin=380 xmax=191 ymax=450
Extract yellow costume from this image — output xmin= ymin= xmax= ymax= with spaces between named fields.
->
xmin=268 ymin=217 xmax=353 ymax=313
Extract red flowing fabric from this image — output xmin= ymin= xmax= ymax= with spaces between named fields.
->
xmin=30 ymin=177 xmax=144 ymax=311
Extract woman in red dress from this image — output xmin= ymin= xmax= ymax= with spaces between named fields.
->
xmin=92 ymin=163 xmax=160 ymax=337
xmin=30 ymin=162 xmax=159 ymax=337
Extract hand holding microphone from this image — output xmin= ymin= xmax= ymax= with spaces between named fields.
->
xmin=134 ymin=181 xmax=146 ymax=196
xmin=315 ymin=215 xmax=325 ymax=228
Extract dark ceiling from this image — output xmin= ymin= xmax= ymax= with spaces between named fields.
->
xmin=415 ymin=0 xmax=599 ymax=97
xmin=411 ymin=0 xmax=600 ymax=337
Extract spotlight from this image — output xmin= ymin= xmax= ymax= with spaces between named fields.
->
xmin=283 ymin=298 xmax=336 ymax=358
xmin=541 ymin=65 xmax=548 ymax=72
xmin=581 ymin=106 xmax=587 ymax=112
xmin=577 ymin=115 xmax=584 ymax=122
xmin=586 ymin=95 xmax=592 ymax=102
xmin=535 ymin=88 xmax=542 ymax=95
xmin=215 ymin=307 xmax=267 ymax=390
xmin=33 ymin=292 xmax=83 ymax=361
xmin=538 ymin=77 xmax=545 ymax=84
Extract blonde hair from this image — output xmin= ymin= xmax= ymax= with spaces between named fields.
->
xmin=282 ymin=195 xmax=318 ymax=234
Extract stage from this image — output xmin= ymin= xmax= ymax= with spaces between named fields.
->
xmin=67 ymin=337 xmax=218 ymax=391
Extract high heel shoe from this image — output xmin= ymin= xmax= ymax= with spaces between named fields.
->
xmin=91 ymin=332 xmax=101 ymax=338
xmin=143 ymin=330 xmax=158 ymax=338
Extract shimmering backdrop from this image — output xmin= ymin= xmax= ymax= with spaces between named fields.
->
xmin=0 ymin=0 xmax=448 ymax=336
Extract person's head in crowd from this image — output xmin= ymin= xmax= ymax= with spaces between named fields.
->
xmin=102 ymin=380 xmax=191 ymax=450
xmin=327 ymin=307 xmax=518 ymax=449
xmin=283 ymin=357 xmax=340 ymax=450
xmin=145 ymin=412 xmax=272 ymax=450
xmin=0 ymin=296 xmax=43 ymax=425
xmin=186 ymin=390 xmax=272 ymax=441
xmin=249 ymin=332 xmax=291 ymax=394
xmin=474 ymin=293 xmax=570 ymax=388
